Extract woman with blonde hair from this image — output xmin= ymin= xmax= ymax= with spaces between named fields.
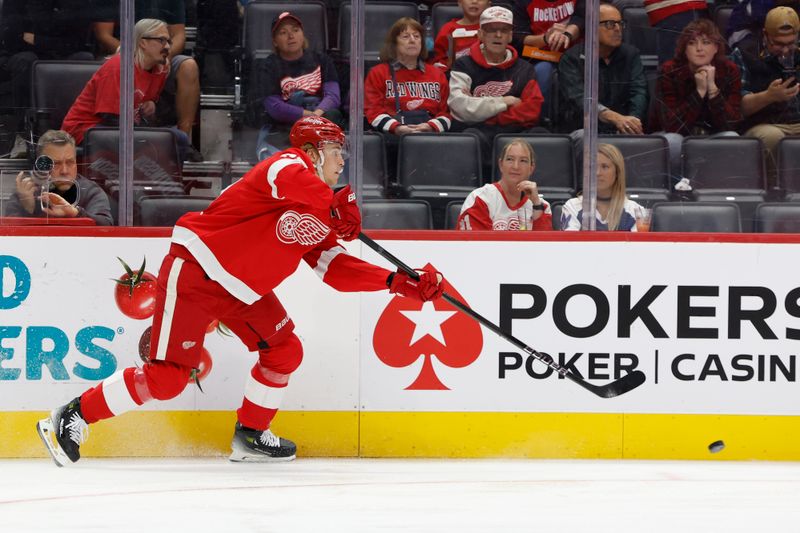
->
xmin=560 ymin=143 xmax=643 ymax=231
xmin=458 ymin=138 xmax=552 ymax=230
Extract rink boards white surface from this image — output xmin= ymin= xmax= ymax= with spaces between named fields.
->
xmin=2 ymin=228 xmax=800 ymax=460
xmin=2 ymin=458 xmax=799 ymax=532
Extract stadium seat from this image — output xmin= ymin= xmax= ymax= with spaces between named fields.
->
xmin=777 ymin=137 xmax=800 ymax=200
xmin=493 ymin=134 xmax=575 ymax=204
xmin=397 ymin=132 xmax=481 ymax=228
xmin=29 ymin=60 xmax=102 ymax=136
xmin=551 ymin=202 xmax=563 ymax=230
xmin=598 ymin=134 xmax=671 ymax=206
xmin=444 ymin=200 xmax=463 ymax=229
xmin=338 ymin=2 xmax=419 ymax=63
xmin=682 ymin=136 xmax=766 ymax=231
xmin=622 ymin=7 xmax=658 ymax=70
xmin=83 ymin=127 xmax=185 ymax=197
xmin=138 ymin=195 xmax=213 ymax=227
xmin=431 ymin=3 xmax=462 ymax=38
xmin=341 ymin=132 xmax=387 ymax=199
xmin=243 ymin=1 xmax=328 ymax=57
xmin=713 ymin=5 xmax=734 ymax=38
xmin=651 ymin=202 xmax=741 ymax=233
xmin=755 ymin=203 xmax=800 ymax=233
xmin=362 ymin=199 xmax=433 ymax=229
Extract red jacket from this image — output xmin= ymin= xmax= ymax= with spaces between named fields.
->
xmin=172 ymin=148 xmax=391 ymax=304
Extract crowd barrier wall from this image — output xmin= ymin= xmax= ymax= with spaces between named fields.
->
xmin=1 ymin=228 xmax=799 ymax=461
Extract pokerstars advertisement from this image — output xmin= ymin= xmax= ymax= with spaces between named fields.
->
xmin=359 ymin=239 xmax=800 ymax=416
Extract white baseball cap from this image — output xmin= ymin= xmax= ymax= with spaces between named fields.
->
xmin=480 ymin=6 xmax=513 ymax=27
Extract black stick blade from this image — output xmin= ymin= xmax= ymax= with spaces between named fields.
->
xmin=590 ymin=370 xmax=646 ymax=398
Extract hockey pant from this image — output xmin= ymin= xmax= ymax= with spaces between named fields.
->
xmin=79 ymin=247 xmax=303 ymax=431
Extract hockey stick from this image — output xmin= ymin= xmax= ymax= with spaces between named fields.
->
xmin=360 ymin=232 xmax=646 ymax=398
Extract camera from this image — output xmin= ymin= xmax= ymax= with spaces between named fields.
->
xmin=31 ymin=154 xmax=54 ymax=185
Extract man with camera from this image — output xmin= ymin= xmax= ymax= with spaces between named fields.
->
xmin=5 ymin=130 xmax=113 ymax=225
xmin=732 ymin=6 xmax=800 ymax=191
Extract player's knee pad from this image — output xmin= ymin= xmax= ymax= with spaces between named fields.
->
xmin=143 ymin=360 xmax=192 ymax=401
xmin=257 ymin=332 xmax=303 ymax=376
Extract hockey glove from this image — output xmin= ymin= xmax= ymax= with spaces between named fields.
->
xmin=329 ymin=185 xmax=361 ymax=241
xmin=387 ymin=265 xmax=444 ymax=302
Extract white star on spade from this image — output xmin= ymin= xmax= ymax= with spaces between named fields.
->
xmin=399 ymin=301 xmax=457 ymax=346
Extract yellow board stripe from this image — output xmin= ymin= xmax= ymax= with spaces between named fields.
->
xmin=5 ymin=412 xmax=800 ymax=460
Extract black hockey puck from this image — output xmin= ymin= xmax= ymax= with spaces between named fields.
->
xmin=708 ymin=440 xmax=725 ymax=453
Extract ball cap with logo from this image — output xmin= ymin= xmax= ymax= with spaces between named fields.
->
xmin=480 ymin=6 xmax=513 ymax=27
xmin=764 ymin=6 xmax=800 ymax=37
xmin=272 ymin=11 xmax=303 ymax=36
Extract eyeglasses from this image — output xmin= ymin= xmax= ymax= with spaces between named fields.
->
xmin=142 ymin=36 xmax=172 ymax=46
xmin=599 ymin=20 xmax=626 ymax=30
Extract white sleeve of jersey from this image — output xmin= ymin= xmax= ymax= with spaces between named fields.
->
xmin=447 ymin=71 xmax=507 ymax=123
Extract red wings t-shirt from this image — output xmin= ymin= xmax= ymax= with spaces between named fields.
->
xmin=61 ymin=54 xmax=168 ymax=144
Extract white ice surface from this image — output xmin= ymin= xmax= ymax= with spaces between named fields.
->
xmin=1 ymin=458 xmax=799 ymax=532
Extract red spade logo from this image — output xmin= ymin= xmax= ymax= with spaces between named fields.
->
xmin=373 ymin=265 xmax=483 ymax=390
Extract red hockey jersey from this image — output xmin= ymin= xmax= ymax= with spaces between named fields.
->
xmin=172 ymin=148 xmax=391 ymax=304
xmin=364 ymin=61 xmax=452 ymax=133
xmin=430 ymin=19 xmax=480 ymax=70
xmin=457 ymin=182 xmax=552 ymax=231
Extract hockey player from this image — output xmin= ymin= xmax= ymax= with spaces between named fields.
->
xmin=37 ymin=115 xmax=444 ymax=466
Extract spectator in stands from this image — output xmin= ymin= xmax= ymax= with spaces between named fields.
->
xmin=6 ymin=129 xmax=113 ymax=225
xmin=449 ymin=6 xmax=544 ymax=173
xmin=252 ymin=12 xmax=344 ymax=160
xmin=511 ymin=0 xmax=581 ymax=105
xmin=93 ymin=0 xmax=201 ymax=161
xmin=732 ymin=6 xmax=800 ymax=191
xmin=650 ymin=19 xmax=742 ymax=180
xmin=558 ymin=3 xmax=648 ymax=135
xmin=560 ymin=143 xmax=642 ymax=231
xmin=0 ymin=0 xmax=95 ymax=158
xmin=429 ymin=0 xmax=490 ymax=71
xmin=644 ymin=0 xmax=709 ymax=64
xmin=365 ymin=17 xmax=452 ymax=136
xmin=727 ymin=0 xmax=800 ymax=50
xmin=458 ymin=137 xmax=552 ymax=230
xmin=62 ymin=19 xmax=193 ymax=161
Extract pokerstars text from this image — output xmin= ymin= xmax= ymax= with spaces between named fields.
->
xmin=499 ymin=284 xmax=800 ymax=340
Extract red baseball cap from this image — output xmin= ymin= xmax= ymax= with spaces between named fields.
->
xmin=271 ymin=11 xmax=303 ymax=36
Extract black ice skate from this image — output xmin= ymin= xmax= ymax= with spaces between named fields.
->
xmin=36 ymin=397 xmax=89 ymax=467
xmin=229 ymin=422 xmax=296 ymax=462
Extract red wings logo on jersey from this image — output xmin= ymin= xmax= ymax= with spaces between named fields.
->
xmin=281 ymin=66 xmax=323 ymax=100
xmin=492 ymin=219 xmax=513 ymax=231
xmin=276 ymin=210 xmax=330 ymax=245
xmin=473 ymin=80 xmax=514 ymax=97
xmin=406 ymin=98 xmax=424 ymax=110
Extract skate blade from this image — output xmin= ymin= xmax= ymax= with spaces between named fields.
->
xmin=228 ymin=451 xmax=296 ymax=463
xmin=228 ymin=441 xmax=296 ymax=463
xmin=36 ymin=417 xmax=71 ymax=468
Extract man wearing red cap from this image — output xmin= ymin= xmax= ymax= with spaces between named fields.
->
xmin=249 ymin=10 xmax=344 ymax=160
xmin=37 ymin=116 xmax=445 ymax=466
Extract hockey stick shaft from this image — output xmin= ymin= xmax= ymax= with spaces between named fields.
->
xmin=359 ymin=232 xmax=645 ymax=398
